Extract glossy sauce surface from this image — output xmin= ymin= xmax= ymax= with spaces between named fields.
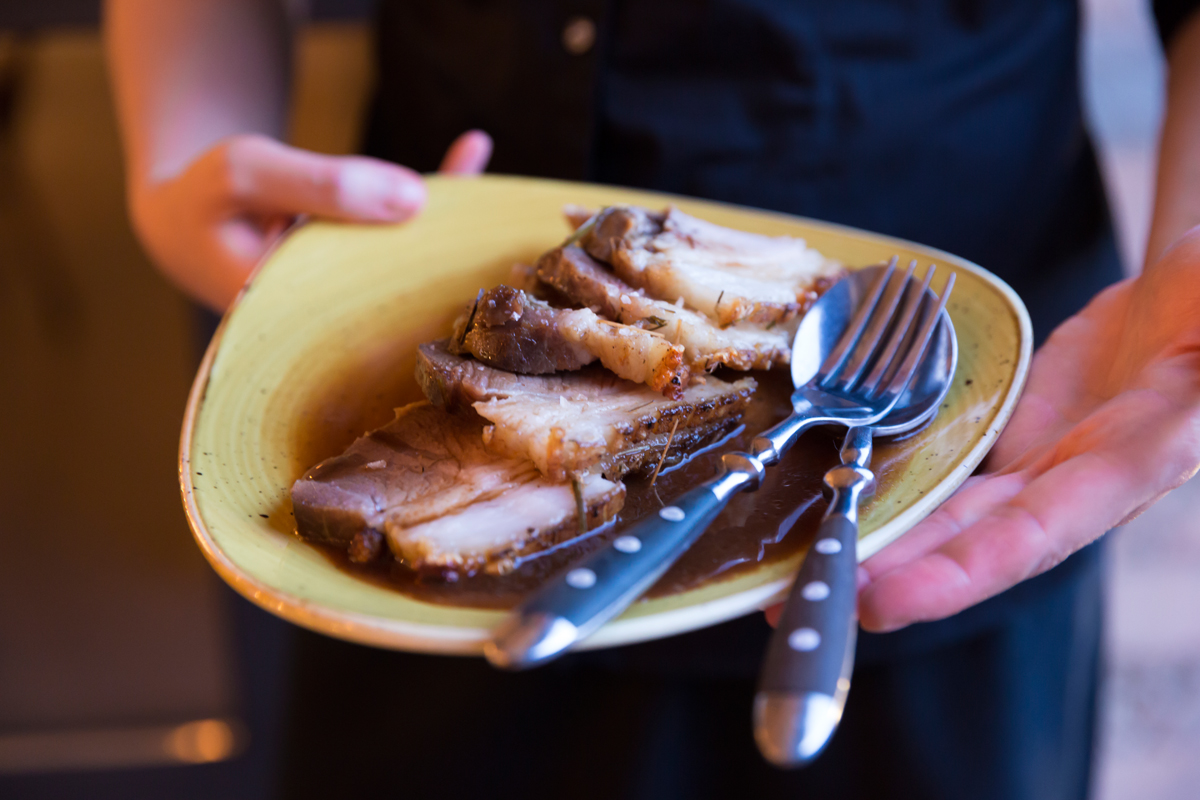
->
xmin=314 ymin=370 xmax=914 ymax=610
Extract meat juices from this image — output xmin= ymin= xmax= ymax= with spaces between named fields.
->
xmin=312 ymin=370 xmax=903 ymax=610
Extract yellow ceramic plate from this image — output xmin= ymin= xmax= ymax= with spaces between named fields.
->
xmin=180 ymin=175 xmax=1031 ymax=654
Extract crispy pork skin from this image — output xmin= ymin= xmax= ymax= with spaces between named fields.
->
xmin=392 ymin=471 xmax=622 ymax=576
xmin=537 ymin=245 xmax=792 ymax=371
xmin=451 ymin=285 xmax=689 ymax=398
xmin=291 ymin=402 xmax=624 ymax=576
xmin=417 ymin=341 xmax=755 ymax=481
xmin=580 ymin=206 xmax=842 ymax=327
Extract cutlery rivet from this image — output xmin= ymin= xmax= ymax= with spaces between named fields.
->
xmin=566 ymin=568 xmax=597 ymax=589
xmin=659 ymin=506 xmax=686 ymax=522
xmin=815 ymin=538 xmax=842 ymax=554
xmin=788 ymin=628 xmax=821 ymax=651
xmin=614 ymin=536 xmax=642 ymax=553
xmin=802 ymin=581 xmax=831 ymax=601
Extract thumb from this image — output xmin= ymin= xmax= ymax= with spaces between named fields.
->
xmin=439 ymin=130 xmax=493 ymax=175
xmin=214 ymin=135 xmax=427 ymax=222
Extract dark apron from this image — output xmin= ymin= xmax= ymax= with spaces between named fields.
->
xmin=277 ymin=2 xmax=1119 ymax=797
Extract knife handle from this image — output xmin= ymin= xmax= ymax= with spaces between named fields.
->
xmin=753 ymin=464 xmax=869 ymax=766
xmin=485 ymin=452 xmax=765 ymax=670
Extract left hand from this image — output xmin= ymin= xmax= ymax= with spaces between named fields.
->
xmin=128 ymin=130 xmax=492 ymax=311
xmin=850 ymin=228 xmax=1200 ymax=632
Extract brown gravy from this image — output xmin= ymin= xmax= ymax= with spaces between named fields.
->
xmin=313 ymin=370 xmax=913 ymax=609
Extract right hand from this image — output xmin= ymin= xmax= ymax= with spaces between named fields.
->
xmin=129 ymin=129 xmax=493 ymax=311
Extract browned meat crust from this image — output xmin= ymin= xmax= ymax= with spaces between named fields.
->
xmin=450 ymin=285 xmax=594 ymax=374
xmin=600 ymin=418 xmax=740 ymax=481
xmin=536 ymin=245 xmax=629 ymax=321
xmin=416 ymin=340 xmax=536 ymax=413
xmin=581 ymin=205 xmax=664 ymax=264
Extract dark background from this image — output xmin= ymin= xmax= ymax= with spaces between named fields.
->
xmin=0 ymin=0 xmax=376 ymax=30
xmin=0 ymin=2 xmax=375 ymax=798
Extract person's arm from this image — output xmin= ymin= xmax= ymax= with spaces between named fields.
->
xmin=835 ymin=10 xmax=1200 ymax=631
xmin=105 ymin=0 xmax=491 ymax=311
xmin=1147 ymin=10 xmax=1200 ymax=266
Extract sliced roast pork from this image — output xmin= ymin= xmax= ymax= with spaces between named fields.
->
xmin=291 ymin=402 xmax=624 ymax=576
xmin=579 ymin=205 xmax=842 ymax=328
xmin=451 ymin=284 xmax=689 ymax=398
xmin=450 ymin=285 xmax=594 ymax=374
xmin=417 ymin=341 xmax=755 ymax=481
xmin=537 ymin=245 xmax=792 ymax=371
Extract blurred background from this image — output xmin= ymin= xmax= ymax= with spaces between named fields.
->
xmin=0 ymin=0 xmax=1194 ymax=798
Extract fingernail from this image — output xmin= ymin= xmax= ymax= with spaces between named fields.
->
xmin=339 ymin=163 xmax=424 ymax=220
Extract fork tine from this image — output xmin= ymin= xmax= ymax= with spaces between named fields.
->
xmin=826 ymin=259 xmax=915 ymax=391
xmin=876 ymin=272 xmax=956 ymax=407
xmin=816 ymin=256 xmax=897 ymax=385
xmin=859 ymin=262 xmax=933 ymax=398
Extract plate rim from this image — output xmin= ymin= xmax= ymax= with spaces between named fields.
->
xmin=178 ymin=175 xmax=1033 ymax=655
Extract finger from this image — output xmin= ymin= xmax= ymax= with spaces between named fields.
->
xmin=260 ymin=214 xmax=294 ymax=243
xmin=439 ymin=130 xmax=493 ymax=175
xmin=981 ymin=390 xmax=1065 ymax=473
xmin=216 ymin=214 xmax=290 ymax=264
xmin=859 ymin=472 xmax=1024 ymax=579
xmin=207 ymin=212 xmax=296 ymax=305
xmin=207 ymin=135 xmax=426 ymax=222
xmin=859 ymin=456 xmax=1111 ymax=632
xmin=983 ymin=282 xmax=1133 ymax=472
xmin=859 ymin=392 xmax=1195 ymax=631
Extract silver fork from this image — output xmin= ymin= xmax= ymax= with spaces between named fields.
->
xmin=755 ymin=266 xmax=956 ymax=767
xmin=485 ymin=259 xmax=950 ymax=670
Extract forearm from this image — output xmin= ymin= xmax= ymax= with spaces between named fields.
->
xmin=104 ymin=0 xmax=294 ymax=192
xmin=1146 ymin=8 xmax=1200 ymax=267
xmin=102 ymin=2 xmax=485 ymax=312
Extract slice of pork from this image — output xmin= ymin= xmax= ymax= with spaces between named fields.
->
xmin=417 ymin=341 xmax=755 ymax=481
xmin=451 ymin=284 xmax=689 ymax=398
xmin=450 ymin=285 xmax=594 ymax=374
xmin=291 ymin=402 xmax=624 ymax=576
xmin=537 ymin=245 xmax=792 ymax=371
xmin=580 ymin=205 xmax=842 ymax=328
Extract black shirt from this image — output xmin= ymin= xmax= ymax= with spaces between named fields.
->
xmin=361 ymin=0 xmax=1200 ymax=337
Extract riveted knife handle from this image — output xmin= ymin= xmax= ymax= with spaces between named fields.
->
xmin=753 ymin=464 xmax=869 ymax=766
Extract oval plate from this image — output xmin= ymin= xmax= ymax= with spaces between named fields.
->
xmin=180 ymin=175 xmax=1031 ymax=654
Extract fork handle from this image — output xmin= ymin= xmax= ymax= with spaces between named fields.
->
xmin=485 ymin=452 xmax=765 ymax=670
xmin=752 ymin=402 xmax=829 ymax=466
xmin=753 ymin=463 xmax=870 ymax=767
